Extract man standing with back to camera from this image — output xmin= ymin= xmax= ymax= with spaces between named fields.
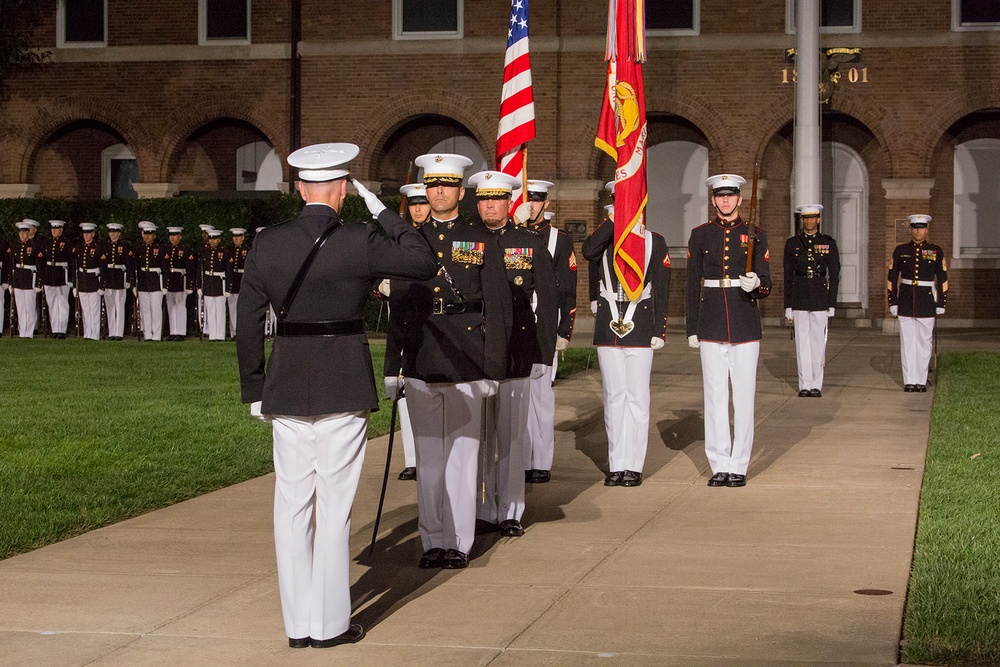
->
xmin=237 ymin=143 xmax=436 ymax=649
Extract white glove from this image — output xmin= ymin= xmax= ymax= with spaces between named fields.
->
xmin=249 ymin=401 xmax=268 ymax=422
xmin=97 ymin=289 xmax=105 ymax=297
xmin=384 ymin=376 xmax=400 ymax=401
xmin=0 ymin=284 xmax=7 ymax=293
xmin=889 ymin=305 xmax=898 ymax=317
xmin=827 ymin=307 xmax=835 ymax=317
xmin=377 ymin=279 xmax=391 ymax=298
xmin=132 ymin=287 xmax=138 ymax=298
xmin=687 ymin=335 xmax=700 ymax=349
xmin=784 ymin=308 xmax=792 ymax=320
xmin=512 ymin=202 xmax=533 ymax=226
xmin=479 ymin=379 xmax=499 ymax=397
xmin=739 ymin=272 xmax=761 ymax=292
xmin=529 ymin=363 xmax=547 ymax=380
xmin=352 ymin=178 xmax=387 ymax=217
xmin=650 ymin=337 xmax=664 ymax=350
xmin=124 ymin=282 xmax=131 ymax=290
xmin=160 ymin=288 xmax=168 ymax=295
xmin=224 ymin=292 xmax=231 ymax=298
xmin=590 ymin=300 xmax=598 ymax=315
xmin=555 ymin=336 xmax=569 ymax=351
xmin=936 ymin=307 xmax=945 ymax=315
xmin=185 ymin=289 xmax=193 ymax=295
xmin=34 ymin=286 xmax=42 ymax=293
xmin=73 ymin=288 xmax=79 ymax=297
xmin=197 ymin=288 xmax=203 ymax=297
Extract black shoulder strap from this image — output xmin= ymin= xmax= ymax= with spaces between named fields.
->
xmin=278 ymin=221 xmax=340 ymax=321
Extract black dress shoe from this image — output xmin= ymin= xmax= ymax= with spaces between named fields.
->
xmin=443 ymin=549 xmax=469 ymax=569
xmin=499 ymin=519 xmax=524 ymax=537
xmin=726 ymin=473 xmax=747 ymax=487
xmin=916 ymin=384 xmax=927 ymax=392
xmin=904 ymin=384 xmax=915 ymax=392
xmin=798 ymin=389 xmax=811 ymax=397
xmin=707 ymin=472 xmax=729 ymax=487
xmin=526 ymin=469 xmax=550 ymax=484
xmin=310 ymin=623 xmax=365 ymax=648
xmin=620 ymin=470 xmax=643 ymax=487
xmin=397 ymin=466 xmax=416 ymax=480
xmin=809 ymin=389 xmax=822 ymax=398
xmin=418 ymin=547 xmax=447 ymax=568
xmin=288 ymin=637 xmax=310 ymax=649
xmin=604 ymin=471 xmax=624 ymax=486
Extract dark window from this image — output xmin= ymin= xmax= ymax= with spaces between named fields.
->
xmin=960 ymin=0 xmax=1000 ymax=24
xmin=64 ymin=0 xmax=105 ymax=43
xmin=821 ymin=0 xmax=855 ymax=27
xmin=402 ymin=0 xmax=459 ymax=33
xmin=110 ymin=160 xmax=138 ymax=200
xmin=206 ymin=0 xmax=249 ymax=40
xmin=648 ymin=1 xmax=695 ymax=31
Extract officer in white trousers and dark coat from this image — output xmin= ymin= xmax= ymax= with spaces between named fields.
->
xmin=37 ymin=220 xmax=73 ymax=338
xmin=389 ymin=153 xmax=512 ymax=570
xmin=783 ymin=204 xmax=840 ymax=397
xmin=102 ymin=223 xmax=134 ymax=340
xmin=887 ymin=214 xmax=947 ymax=392
xmin=582 ymin=207 xmax=671 ymax=488
xmin=135 ymin=221 xmax=169 ymax=341
xmin=471 ymin=171 xmax=558 ymax=537
xmin=687 ymin=174 xmax=772 ymax=488
xmin=9 ymin=220 xmax=40 ymax=337
xmin=200 ymin=229 xmax=228 ymax=341
xmin=71 ymin=223 xmax=105 ymax=340
xmin=236 ymin=143 xmax=437 ymax=649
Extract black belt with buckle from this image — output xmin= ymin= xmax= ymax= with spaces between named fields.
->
xmin=432 ymin=298 xmax=484 ymax=315
xmin=276 ymin=319 xmax=364 ymax=337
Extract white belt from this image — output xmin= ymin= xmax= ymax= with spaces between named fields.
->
xmin=53 ymin=262 xmax=69 ymax=267
xmin=20 ymin=265 xmax=37 ymax=271
xmin=234 ymin=269 xmax=244 ymax=274
xmin=205 ymin=271 xmax=226 ymax=277
xmin=111 ymin=264 xmax=126 ymax=270
xmin=170 ymin=268 xmax=186 ymax=273
xmin=141 ymin=267 xmax=162 ymax=273
xmin=81 ymin=268 xmax=100 ymax=274
xmin=703 ymin=278 xmax=737 ymax=288
xmin=901 ymin=279 xmax=935 ymax=287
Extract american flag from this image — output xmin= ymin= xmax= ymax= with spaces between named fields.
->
xmin=496 ymin=0 xmax=536 ymax=208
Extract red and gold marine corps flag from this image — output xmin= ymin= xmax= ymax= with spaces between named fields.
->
xmin=595 ymin=0 xmax=648 ymax=301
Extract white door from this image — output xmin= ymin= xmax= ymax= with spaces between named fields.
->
xmin=821 ymin=142 xmax=868 ymax=308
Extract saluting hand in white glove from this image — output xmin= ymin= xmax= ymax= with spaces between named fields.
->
xmin=352 ymin=178 xmax=387 ymax=217
xmin=512 ymin=202 xmax=533 ymax=226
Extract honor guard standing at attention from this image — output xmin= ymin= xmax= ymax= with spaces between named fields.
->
xmin=38 ymin=220 xmax=73 ymax=338
xmin=783 ymin=205 xmax=840 ymax=397
xmin=887 ymin=214 xmax=947 ymax=392
xmin=471 ymin=171 xmax=557 ymax=536
xmin=392 ymin=153 xmax=512 ymax=570
xmin=236 ymin=143 xmax=436 ymax=649
xmin=25 ymin=217 xmax=39 ymax=239
xmin=687 ymin=174 xmax=771 ymax=488
xmin=102 ymin=223 xmax=134 ymax=340
xmin=582 ymin=198 xmax=671 ymax=488
xmin=71 ymin=222 xmax=105 ymax=340
xmin=165 ymin=227 xmax=196 ymax=341
xmin=135 ymin=221 xmax=169 ymax=341
xmin=225 ymin=228 xmax=249 ymax=339
xmin=383 ymin=182 xmax=433 ymax=481
xmin=200 ymin=229 xmax=228 ymax=341
xmin=10 ymin=220 xmax=41 ymax=337
xmin=523 ymin=181 xmax=578 ymax=483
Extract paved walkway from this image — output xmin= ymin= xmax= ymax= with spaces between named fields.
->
xmin=3 ymin=327 xmax=992 ymax=666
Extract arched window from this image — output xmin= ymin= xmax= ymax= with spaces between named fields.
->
xmin=954 ymin=138 xmax=1000 ymax=258
xmin=236 ymin=142 xmax=281 ymax=191
xmin=101 ymin=144 xmax=138 ymax=199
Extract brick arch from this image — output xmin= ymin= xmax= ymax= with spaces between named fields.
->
xmin=352 ymin=90 xmax=495 ymax=180
xmin=825 ymin=92 xmax=896 ymax=177
xmin=16 ymin=97 xmax=149 ymax=182
xmin=916 ymin=87 xmax=1000 ymax=174
xmin=157 ymin=99 xmax=286 ymax=182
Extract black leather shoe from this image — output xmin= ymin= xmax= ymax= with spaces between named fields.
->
xmin=526 ymin=469 xmax=551 ymax=483
xmin=310 ymin=624 xmax=365 ymax=648
xmin=397 ymin=467 xmax=416 ymax=481
xmin=620 ymin=470 xmax=643 ymax=487
xmin=798 ymin=389 xmax=811 ymax=397
xmin=726 ymin=473 xmax=747 ymax=487
xmin=904 ymin=384 xmax=915 ymax=392
xmin=604 ymin=471 xmax=624 ymax=486
xmin=443 ymin=549 xmax=469 ymax=569
xmin=916 ymin=384 xmax=927 ymax=392
xmin=288 ymin=637 xmax=310 ymax=649
xmin=809 ymin=389 xmax=822 ymax=398
xmin=499 ymin=519 xmax=524 ymax=537
xmin=707 ymin=472 xmax=729 ymax=487
xmin=418 ymin=547 xmax=447 ymax=569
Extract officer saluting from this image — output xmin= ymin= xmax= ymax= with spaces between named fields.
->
xmin=392 ymin=153 xmax=512 ymax=569
xmin=236 ymin=143 xmax=436 ymax=649
xmin=687 ymin=174 xmax=771 ymax=488
xmin=783 ymin=204 xmax=840 ymax=397
xmin=887 ymin=214 xmax=947 ymax=392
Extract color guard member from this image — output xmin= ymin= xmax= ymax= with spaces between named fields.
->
xmin=71 ymin=222 xmax=105 ymax=340
xmin=226 ymin=228 xmax=249 ymax=339
xmin=200 ymin=229 xmax=228 ymax=341
xmin=10 ymin=220 xmax=40 ymax=337
xmin=103 ymin=223 xmax=134 ymax=340
xmin=135 ymin=221 xmax=169 ymax=341
xmin=37 ymin=220 xmax=72 ymax=338
xmin=165 ymin=227 xmax=196 ymax=341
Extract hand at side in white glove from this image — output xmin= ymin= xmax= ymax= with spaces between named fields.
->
xmin=889 ymin=305 xmax=898 ymax=317
xmin=480 ymin=379 xmax=499 ymax=397
xmin=650 ymin=337 xmax=664 ymax=350
xmin=590 ymin=300 xmax=598 ymax=315
xmin=351 ymin=178 xmax=387 ymax=217
xmin=688 ymin=335 xmax=700 ymax=349
xmin=384 ymin=376 xmax=401 ymax=401
xmin=97 ymin=289 xmax=105 ymax=297
xmin=72 ymin=287 xmax=79 ymax=297
xmin=827 ymin=307 xmax=835 ymax=317
xmin=555 ymin=336 xmax=569 ymax=351
xmin=936 ymin=307 xmax=945 ymax=315
xmin=160 ymin=288 xmax=168 ymax=294
xmin=0 ymin=284 xmax=7 ymax=293
xmin=377 ymin=279 xmax=391 ymax=298
xmin=784 ymin=307 xmax=792 ymax=320
xmin=197 ymin=288 xmax=203 ymax=297
xmin=249 ymin=401 xmax=268 ymax=422
xmin=739 ymin=272 xmax=761 ymax=292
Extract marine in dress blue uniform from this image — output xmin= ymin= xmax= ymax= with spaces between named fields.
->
xmin=37 ymin=220 xmax=72 ymax=338
xmin=9 ymin=220 xmax=41 ymax=337
xmin=164 ymin=227 xmax=196 ymax=341
xmin=199 ymin=229 xmax=228 ymax=341
xmin=135 ymin=221 xmax=169 ymax=340
xmin=102 ymin=223 xmax=135 ymax=340
xmin=71 ymin=223 xmax=106 ymax=340
xmin=225 ymin=228 xmax=249 ymax=339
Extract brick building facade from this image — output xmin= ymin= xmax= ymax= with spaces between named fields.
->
xmin=2 ymin=1 xmax=999 ymax=326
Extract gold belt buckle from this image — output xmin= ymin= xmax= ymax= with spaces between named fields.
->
xmin=721 ymin=278 xmax=733 ymax=288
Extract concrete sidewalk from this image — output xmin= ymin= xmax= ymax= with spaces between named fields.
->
xmin=3 ymin=327 xmax=986 ymax=666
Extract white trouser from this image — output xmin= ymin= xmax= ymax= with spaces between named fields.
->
xmin=598 ymin=346 xmax=654 ymax=473
xmin=479 ymin=377 xmax=528 ymax=523
xmin=104 ymin=289 xmax=126 ymax=337
xmin=79 ymin=292 xmax=102 ymax=340
xmin=138 ymin=291 xmax=163 ymax=340
xmin=227 ymin=293 xmax=239 ymax=338
xmin=271 ymin=411 xmax=368 ymax=642
xmin=550 ymin=348 xmax=559 ymax=382
xmin=525 ymin=364 xmax=556 ymax=471
xmin=700 ymin=341 xmax=760 ymax=476
xmin=793 ymin=310 xmax=828 ymax=391
xmin=396 ymin=396 xmax=416 ymax=468
xmin=44 ymin=285 xmax=71 ymax=334
xmin=407 ymin=378 xmax=487 ymax=554
xmin=14 ymin=288 xmax=37 ymax=338
xmin=204 ymin=295 xmax=226 ymax=340
xmin=899 ymin=316 xmax=935 ymax=386
xmin=165 ymin=291 xmax=187 ymax=336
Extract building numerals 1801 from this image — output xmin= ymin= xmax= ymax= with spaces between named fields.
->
xmin=781 ymin=67 xmax=869 ymax=84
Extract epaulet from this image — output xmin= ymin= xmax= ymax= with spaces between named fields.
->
xmin=692 ymin=220 xmax=713 ymax=231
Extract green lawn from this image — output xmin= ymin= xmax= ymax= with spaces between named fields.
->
xmin=902 ymin=351 xmax=1000 ymax=666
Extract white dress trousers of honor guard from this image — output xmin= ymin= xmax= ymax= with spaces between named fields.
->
xmin=79 ymin=291 xmax=102 ymax=340
xmin=13 ymin=287 xmax=37 ymax=337
xmin=105 ymin=289 xmax=126 ymax=337
xmin=138 ymin=290 xmax=163 ymax=340
xmin=44 ymin=284 xmax=70 ymax=334
xmin=166 ymin=289 xmax=187 ymax=336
